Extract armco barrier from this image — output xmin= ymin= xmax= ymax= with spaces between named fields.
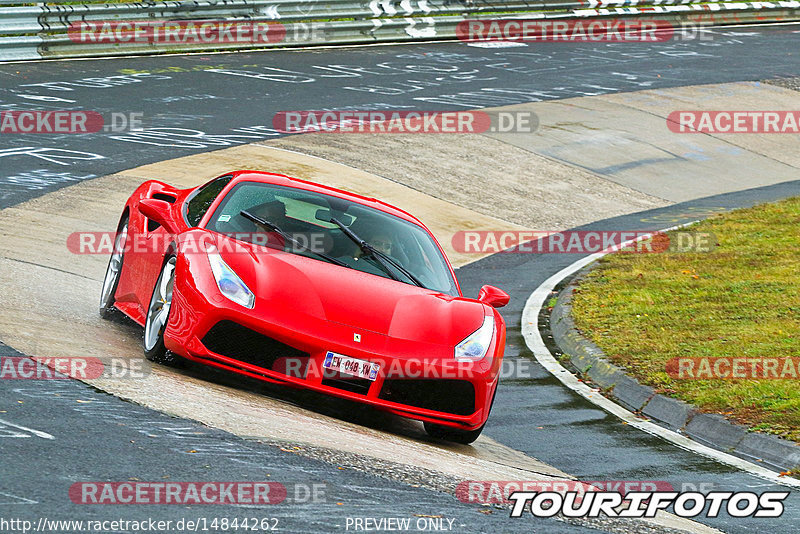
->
xmin=0 ymin=0 xmax=799 ymax=61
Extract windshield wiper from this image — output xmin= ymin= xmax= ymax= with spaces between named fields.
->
xmin=240 ymin=210 xmax=350 ymax=269
xmin=327 ymin=216 xmax=426 ymax=288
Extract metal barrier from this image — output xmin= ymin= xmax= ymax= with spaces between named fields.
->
xmin=1 ymin=0 xmax=799 ymax=61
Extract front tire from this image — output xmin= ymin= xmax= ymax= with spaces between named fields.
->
xmin=99 ymin=218 xmax=128 ymax=319
xmin=424 ymin=421 xmax=485 ymax=444
xmin=424 ymin=383 xmax=498 ymax=444
xmin=143 ymin=255 xmax=183 ymax=366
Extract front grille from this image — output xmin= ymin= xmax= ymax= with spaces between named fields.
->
xmin=379 ymin=379 xmax=475 ymax=416
xmin=201 ymin=321 xmax=309 ymax=377
xmin=321 ymin=373 xmax=372 ymax=395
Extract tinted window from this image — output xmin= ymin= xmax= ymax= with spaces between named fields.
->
xmin=207 ymin=182 xmax=458 ymax=295
xmin=185 ymin=175 xmax=232 ymax=227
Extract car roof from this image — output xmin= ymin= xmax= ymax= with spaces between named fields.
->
xmin=226 ymin=170 xmax=428 ymax=228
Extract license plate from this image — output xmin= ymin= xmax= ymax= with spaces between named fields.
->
xmin=323 ymin=351 xmax=380 ymax=381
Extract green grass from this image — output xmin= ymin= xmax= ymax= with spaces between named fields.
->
xmin=571 ymin=197 xmax=800 ymax=443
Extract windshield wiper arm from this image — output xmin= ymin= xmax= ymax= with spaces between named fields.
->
xmin=327 ymin=217 xmax=426 ymax=288
xmin=240 ymin=210 xmax=350 ymax=269
xmin=370 ymin=246 xmax=426 ymax=288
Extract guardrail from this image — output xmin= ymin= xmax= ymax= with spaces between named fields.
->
xmin=1 ymin=0 xmax=799 ymax=61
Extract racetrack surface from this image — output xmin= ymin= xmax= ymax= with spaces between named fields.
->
xmin=2 ymin=25 xmax=799 ymax=209
xmin=0 ymin=344 xmax=598 ymax=534
xmin=1 ymin=24 xmax=800 ymax=533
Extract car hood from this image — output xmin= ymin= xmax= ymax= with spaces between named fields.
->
xmin=218 ymin=237 xmax=487 ymax=345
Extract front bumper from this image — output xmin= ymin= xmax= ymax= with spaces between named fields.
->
xmin=164 ymin=255 xmax=501 ymax=431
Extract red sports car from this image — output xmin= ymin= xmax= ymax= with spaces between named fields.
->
xmin=99 ymin=171 xmax=508 ymax=443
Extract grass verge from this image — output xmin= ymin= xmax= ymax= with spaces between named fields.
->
xmin=571 ymin=197 xmax=800 ymax=443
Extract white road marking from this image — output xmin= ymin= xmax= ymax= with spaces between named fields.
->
xmin=520 ymin=224 xmax=800 ymax=489
xmin=0 ymin=417 xmax=55 ymax=440
xmin=0 ymin=491 xmax=37 ymax=505
xmin=466 ymin=42 xmax=528 ymax=48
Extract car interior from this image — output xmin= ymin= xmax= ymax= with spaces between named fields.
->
xmin=205 ymin=182 xmax=457 ymax=294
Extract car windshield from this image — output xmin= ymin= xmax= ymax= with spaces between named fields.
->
xmin=206 ymin=181 xmax=459 ymax=296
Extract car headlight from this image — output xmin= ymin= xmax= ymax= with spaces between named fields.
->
xmin=454 ymin=316 xmax=494 ymax=361
xmin=207 ymin=245 xmax=255 ymax=309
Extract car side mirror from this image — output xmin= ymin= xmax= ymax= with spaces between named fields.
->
xmin=139 ymin=198 xmax=180 ymax=234
xmin=478 ymin=285 xmax=509 ymax=308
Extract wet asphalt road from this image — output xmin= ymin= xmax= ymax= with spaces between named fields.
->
xmin=1 ymin=25 xmax=799 ymax=533
xmin=1 ymin=25 xmax=799 ymax=209
xmin=0 ymin=342 xmax=597 ymax=534
xmin=457 ymin=180 xmax=800 ymax=534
